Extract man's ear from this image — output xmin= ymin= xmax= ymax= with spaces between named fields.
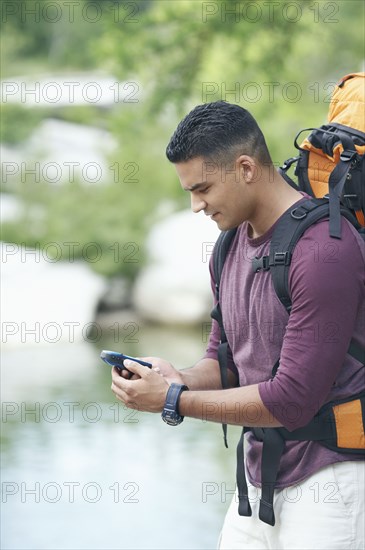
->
xmin=236 ymin=155 xmax=258 ymax=183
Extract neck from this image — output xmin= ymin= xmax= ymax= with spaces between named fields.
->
xmin=247 ymin=172 xmax=303 ymax=239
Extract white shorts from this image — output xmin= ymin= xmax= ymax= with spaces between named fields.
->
xmin=218 ymin=460 xmax=365 ymax=550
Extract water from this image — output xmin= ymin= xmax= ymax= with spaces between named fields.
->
xmin=1 ymin=323 xmax=241 ymax=550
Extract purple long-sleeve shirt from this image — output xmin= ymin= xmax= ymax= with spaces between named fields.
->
xmin=205 ymin=198 xmax=365 ymax=487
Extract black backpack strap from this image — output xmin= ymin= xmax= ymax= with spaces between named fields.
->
xmin=213 ymin=202 xmax=364 ymax=525
xmin=252 ymin=198 xmax=330 ymax=312
xmin=211 ymin=228 xmax=237 ymax=447
xmin=236 ymin=428 xmax=252 ymax=517
xmin=278 ymin=156 xmax=300 ymax=190
xmin=246 ymin=200 xmax=365 ymax=523
xmin=253 ymin=197 xmax=362 ymax=311
xmin=277 ymin=390 xmax=365 ymax=453
xmin=300 ymin=126 xmax=360 ymax=239
xmin=348 ymin=339 xmax=365 ymax=365
xmin=212 ymin=228 xmax=238 ymax=302
xmin=240 ymin=390 xmax=365 ymax=526
xmin=236 ymin=426 xmax=286 ymax=526
xmin=258 ymin=428 xmax=285 ymax=526
xmin=327 ymin=131 xmax=358 ymax=238
xmin=269 ymin=198 xmax=330 ymax=311
xmin=253 ymin=198 xmax=365 ymax=366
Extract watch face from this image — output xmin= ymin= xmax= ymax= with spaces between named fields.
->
xmin=162 ymin=409 xmax=183 ymax=426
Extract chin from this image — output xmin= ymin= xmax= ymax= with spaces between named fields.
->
xmin=216 ymin=219 xmax=235 ymax=231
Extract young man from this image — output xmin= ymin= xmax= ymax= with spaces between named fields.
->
xmin=111 ymin=101 xmax=365 ymax=549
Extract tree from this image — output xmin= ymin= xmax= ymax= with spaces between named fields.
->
xmin=1 ymin=0 xmax=364 ymax=278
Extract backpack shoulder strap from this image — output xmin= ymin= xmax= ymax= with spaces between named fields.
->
xmin=213 ymin=228 xmax=237 ymax=301
xmin=211 ymin=227 xmax=237 ymax=339
xmin=253 ymin=198 xmax=360 ymax=312
xmin=211 ymin=227 xmax=238 ymax=449
xmin=269 ymin=198 xmax=330 ymax=311
xmin=253 ymin=197 xmax=365 ymax=367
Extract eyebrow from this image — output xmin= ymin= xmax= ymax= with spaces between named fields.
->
xmin=186 ymin=181 xmax=208 ymax=192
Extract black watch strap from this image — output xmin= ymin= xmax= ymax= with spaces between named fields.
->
xmin=162 ymin=383 xmax=189 ymax=425
xmin=165 ymin=383 xmax=188 ymax=412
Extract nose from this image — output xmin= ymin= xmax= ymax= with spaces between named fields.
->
xmin=190 ymin=194 xmax=206 ymax=214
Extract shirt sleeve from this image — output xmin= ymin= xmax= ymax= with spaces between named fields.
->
xmin=258 ymin=218 xmax=365 ymax=431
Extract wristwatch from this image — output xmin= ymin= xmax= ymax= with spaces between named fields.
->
xmin=161 ymin=383 xmax=189 ymax=426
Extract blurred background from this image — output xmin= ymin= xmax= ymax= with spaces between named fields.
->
xmin=1 ymin=1 xmax=364 ymax=548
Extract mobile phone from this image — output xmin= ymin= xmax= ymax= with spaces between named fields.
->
xmin=100 ymin=350 xmax=152 ymax=371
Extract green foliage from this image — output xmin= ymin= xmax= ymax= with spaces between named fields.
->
xmin=1 ymin=179 xmax=148 ymax=278
xmin=1 ymin=0 xmax=108 ymax=72
xmin=96 ymin=0 xmax=364 ymax=162
xmin=0 ymin=104 xmax=49 ymax=144
xmin=52 ymin=105 xmax=109 ymax=128
xmin=1 ymin=0 xmax=364 ymax=279
xmin=0 ymin=103 xmax=110 ymax=144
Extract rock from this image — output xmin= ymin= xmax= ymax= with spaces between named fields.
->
xmin=1 ymin=242 xmax=107 ymax=346
xmin=26 ymin=119 xmax=117 ymax=184
xmin=1 ymin=119 xmax=117 ymax=186
xmin=0 ymin=193 xmax=22 ymax=222
xmin=132 ymin=210 xmax=220 ymax=324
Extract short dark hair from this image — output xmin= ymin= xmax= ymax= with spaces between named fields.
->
xmin=166 ymin=101 xmax=272 ymax=166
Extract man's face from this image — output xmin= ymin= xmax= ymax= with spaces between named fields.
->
xmin=174 ymin=156 xmax=254 ymax=231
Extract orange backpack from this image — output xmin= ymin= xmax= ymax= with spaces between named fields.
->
xmin=280 ymin=72 xmax=365 ymax=236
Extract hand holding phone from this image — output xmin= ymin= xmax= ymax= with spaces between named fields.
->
xmin=100 ymin=350 xmax=152 ymax=373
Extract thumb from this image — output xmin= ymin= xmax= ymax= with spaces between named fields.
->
xmin=124 ymin=359 xmax=148 ymax=377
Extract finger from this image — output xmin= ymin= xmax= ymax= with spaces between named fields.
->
xmin=138 ymin=357 xmax=163 ymax=373
xmin=111 ymin=367 xmax=131 ymax=387
xmin=138 ymin=356 xmax=160 ymax=366
xmin=120 ymin=368 xmax=132 ymax=379
xmin=111 ymin=382 xmax=141 ymax=411
xmin=123 ymin=360 xmax=151 ymax=378
xmin=111 ymin=381 xmax=128 ymax=403
xmin=111 ymin=366 xmax=130 ymax=379
xmin=111 ymin=366 xmax=142 ymax=392
xmin=112 ymin=366 xmax=121 ymax=380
